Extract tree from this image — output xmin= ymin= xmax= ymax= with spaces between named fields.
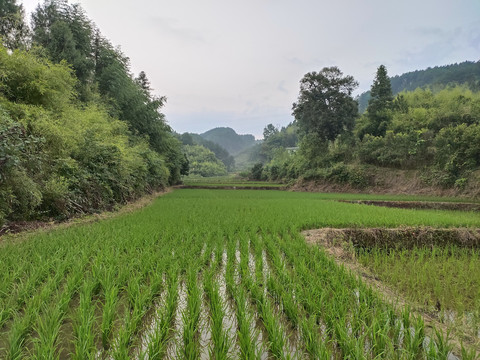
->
xmin=292 ymin=67 xmax=358 ymax=142
xmin=31 ymin=0 xmax=95 ymax=99
xmin=359 ymin=64 xmax=393 ymax=138
xmin=136 ymin=70 xmax=151 ymax=92
xmin=263 ymin=123 xmax=279 ymax=140
xmin=183 ymin=145 xmax=227 ymax=177
xmin=0 ymin=0 xmax=28 ymax=50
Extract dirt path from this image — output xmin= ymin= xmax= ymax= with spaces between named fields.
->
xmin=302 ymin=228 xmax=479 ymax=357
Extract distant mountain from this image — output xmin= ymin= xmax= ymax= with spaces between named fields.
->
xmin=357 ymin=60 xmax=480 ymax=113
xmin=200 ymin=127 xmax=257 ymax=155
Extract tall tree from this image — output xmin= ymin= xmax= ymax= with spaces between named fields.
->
xmin=292 ymin=67 xmax=358 ymax=142
xmin=359 ymin=64 xmax=393 ymax=138
xmin=31 ymin=0 xmax=95 ymax=99
xmin=263 ymin=123 xmax=279 ymax=140
xmin=0 ymin=0 xmax=28 ymax=50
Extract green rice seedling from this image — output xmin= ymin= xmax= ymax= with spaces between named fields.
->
xmin=234 ymin=288 xmax=260 ymax=359
xmin=30 ymin=303 xmax=62 ymax=360
xmin=101 ymin=283 xmax=119 ymax=349
xmin=225 ymin=245 xmax=236 ymax=300
xmin=112 ymin=270 xmax=156 ymax=358
xmin=71 ymin=278 xmax=97 ymax=360
xmin=147 ymin=268 xmax=179 ymax=360
xmin=4 ymin=258 xmax=69 ymax=360
xmin=205 ymin=276 xmax=231 ymax=359
xmin=300 ymin=315 xmax=330 ymax=360
xmin=0 ymin=262 xmax=51 ymax=328
xmin=433 ymin=329 xmax=453 ymax=359
xmin=215 ymin=241 xmax=224 ymax=269
xmin=369 ymin=311 xmax=392 ymax=358
xmin=408 ymin=317 xmax=426 ymax=358
xmin=179 ymin=268 xmax=202 ymax=360
xmin=259 ymin=296 xmax=286 ymax=359
xmin=30 ymin=255 xmax=88 ymax=359
xmin=5 ymin=313 xmax=30 ymax=360
xmin=242 ymin=264 xmax=288 ymax=359
xmin=356 ymin=245 xmax=480 ymax=318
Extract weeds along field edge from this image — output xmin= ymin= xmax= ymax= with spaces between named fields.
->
xmin=0 ymin=189 xmax=479 ymax=359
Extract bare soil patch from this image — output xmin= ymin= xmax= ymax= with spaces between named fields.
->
xmin=302 ymin=227 xmax=480 ymax=356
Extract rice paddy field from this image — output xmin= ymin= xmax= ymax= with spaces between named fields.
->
xmin=181 ymin=176 xmax=286 ymax=189
xmin=1 ymin=189 xmax=479 ymax=359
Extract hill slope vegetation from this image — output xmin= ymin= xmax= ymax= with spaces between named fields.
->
xmin=200 ymin=127 xmax=257 ymax=155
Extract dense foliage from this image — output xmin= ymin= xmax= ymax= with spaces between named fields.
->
xmin=183 ymin=144 xmax=227 ymax=177
xmin=358 ymin=61 xmax=480 ymax=113
xmin=0 ymin=0 xmax=185 ymax=226
xmin=180 ymin=132 xmax=235 ymax=171
xmin=292 ymin=67 xmax=358 ymax=143
xmin=0 ymin=0 xmax=28 ymax=50
xmin=254 ymin=65 xmax=480 ymax=193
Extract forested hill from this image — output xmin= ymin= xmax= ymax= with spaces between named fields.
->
xmin=358 ymin=61 xmax=480 ymax=112
xmin=200 ymin=127 xmax=257 ymax=155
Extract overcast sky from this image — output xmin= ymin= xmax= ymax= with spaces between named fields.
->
xmin=22 ymin=0 xmax=480 ymax=138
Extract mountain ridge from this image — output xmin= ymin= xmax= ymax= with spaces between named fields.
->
xmin=199 ymin=127 xmax=258 ymax=156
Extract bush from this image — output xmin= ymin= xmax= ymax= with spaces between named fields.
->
xmin=300 ymin=163 xmax=372 ymax=189
xmin=357 ymin=130 xmax=434 ymax=169
xmin=249 ymin=163 xmax=264 ymax=181
xmin=435 ymin=124 xmax=480 ymax=180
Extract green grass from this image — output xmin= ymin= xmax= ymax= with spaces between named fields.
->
xmin=0 ymin=189 xmax=478 ymax=358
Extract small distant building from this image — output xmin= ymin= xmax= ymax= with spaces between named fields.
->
xmin=286 ymin=147 xmax=299 ymax=154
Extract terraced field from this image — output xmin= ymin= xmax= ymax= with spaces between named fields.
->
xmin=1 ymin=189 xmax=479 ymax=359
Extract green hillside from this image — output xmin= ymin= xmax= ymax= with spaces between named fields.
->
xmin=200 ymin=127 xmax=257 ymax=155
xmin=358 ymin=61 xmax=480 ymax=113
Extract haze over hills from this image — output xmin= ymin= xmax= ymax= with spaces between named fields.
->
xmin=199 ymin=127 xmax=258 ymax=156
xmin=357 ymin=61 xmax=480 ymax=113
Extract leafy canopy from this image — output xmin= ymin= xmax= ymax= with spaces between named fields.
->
xmin=292 ymin=67 xmax=358 ymax=142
